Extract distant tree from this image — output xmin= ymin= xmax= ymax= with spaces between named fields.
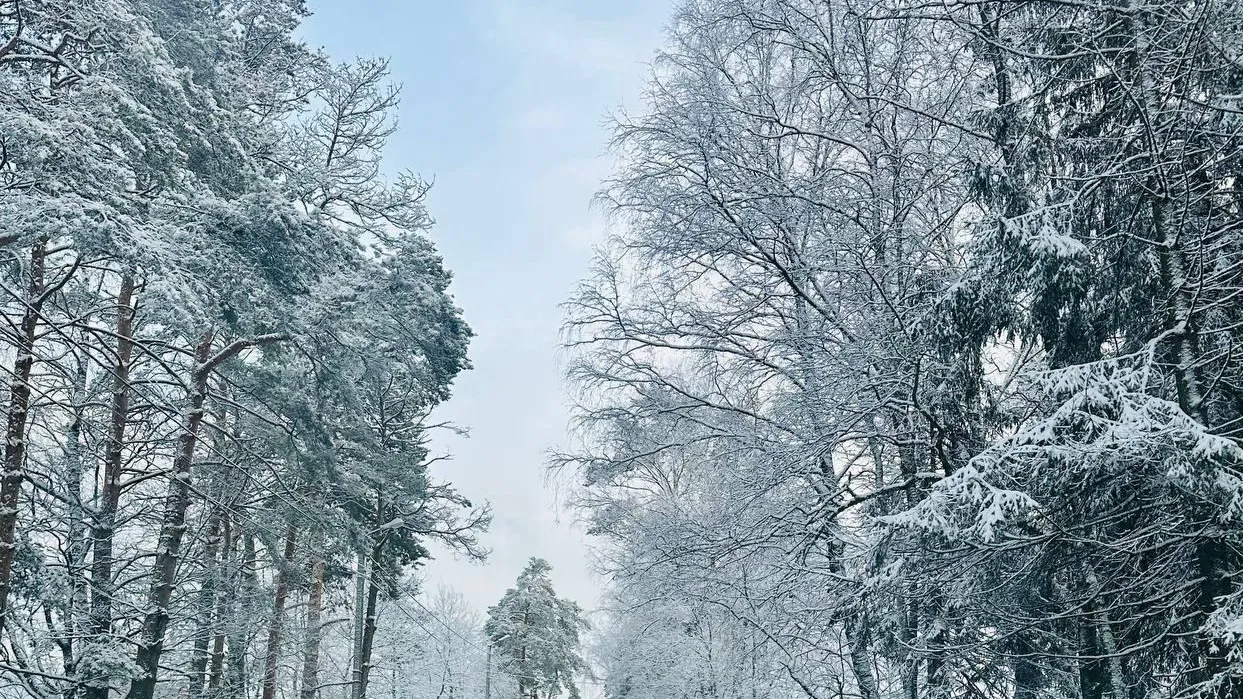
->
xmin=485 ymin=559 xmax=588 ymax=699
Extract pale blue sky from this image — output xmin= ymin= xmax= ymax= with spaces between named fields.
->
xmin=301 ymin=1 xmax=672 ymax=616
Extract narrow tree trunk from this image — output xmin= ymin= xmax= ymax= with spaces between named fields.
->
xmin=63 ymin=354 xmax=89 ymax=699
xmin=353 ymin=539 xmax=384 ymax=699
xmin=0 ymin=238 xmax=47 ymax=632
xmin=224 ymin=530 xmax=258 ymax=699
xmin=1196 ymin=537 xmax=1233 ymax=698
xmin=519 ymin=634 xmax=529 ymax=699
xmin=350 ymin=552 xmax=368 ymax=698
xmin=902 ymin=597 xmax=919 ymax=699
xmin=260 ymin=525 xmax=298 ymax=699
xmin=924 ymin=593 xmax=948 ymax=699
xmin=127 ymin=330 xmax=216 ymax=699
xmin=1079 ymin=618 xmax=1106 ymax=699
xmin=189 ymin=510 xmax=224 ymax=699
xmin=1095 ymin=614 xmax=1127 ymax=699
xmin=299 ymin=556 xmax=325 ymax=699
xmin=1151 ymin=151 xmax=1236 ymax=699
xmin=85 ymin=273 xmax=135 ymax=699
xmin=844 ymin=613 xmax=879 ymax=699
xmin=208 ymin=513 xmax=233 ymax=697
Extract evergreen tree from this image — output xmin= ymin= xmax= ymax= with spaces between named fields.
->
xmin=485 ymin=559 xmax=588 ymax=699
xmin=0 ymin=1 xmax=488 ymax=697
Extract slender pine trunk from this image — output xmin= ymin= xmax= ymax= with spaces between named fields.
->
xmin=189 ymin=510 xmax=224 ymax=698
xmin=350 ymin=552 xmax=368 ymax=698
xmin=260 ymin=525 xmax=298 ymax=699
xmin=353 ymin=539 xmax=384 ymax=699
xmin=62 ymin=354 xmax=88 ymax=699
xmin=85 ymin=273 xmax=135 ymax=699
xmin=208 ymin=513 xmax=233 ymax=697
xmin=299 ymin=555 xmax=325 ymax=699
xmin=0 ymin=238 xmax=47 ymax=632
xmin=1096 ymin=614 xmax=1127 ymax=699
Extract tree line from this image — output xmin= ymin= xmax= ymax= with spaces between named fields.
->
xmin=562 ymin=0 xmax=1243 ymax=698
xmin=0 ymin=0 xmax=491 ymax=698
xmin=325 ymin=558 xmax=588 ymax=699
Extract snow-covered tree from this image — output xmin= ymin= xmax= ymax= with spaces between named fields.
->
xmin=485 ymin=559 xmax=588 ymax=699
xmin=564 ymin=0 xmax=1243 ymax=698
xmin=0 ymin=1 xmax=487 ymax=698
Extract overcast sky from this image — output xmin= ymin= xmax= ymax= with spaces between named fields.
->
xmin=301 ymin=1 xmax=672 ymax=618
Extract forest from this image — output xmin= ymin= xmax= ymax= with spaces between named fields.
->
xmin=0 ymin=0 xmax=600 ymax=696
xmin=561 ymin=0 xmax=1243 ymax=698
xmin=2 ymin=0 xmax=1243 ymax=698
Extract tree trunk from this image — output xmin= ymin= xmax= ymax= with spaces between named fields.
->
xmin=224 ymin=530 xmax=258 ymax=699
xmin=85 ymin=273 xmax=135 ymax=699
xmin=208 ymin=513 xmax=233 ymax=697
xmin=1151 ymin=143 xmax=1236 ymax=699
xmin=63 ymin=354 xmax=89 ymax=699
xmin=844 ymin=613 xmax=879 ymax=699
xmin=0 ymin=238 xmax=47 ymax=632
xmin=299 ymin=556 xmax=325 ymax=699
xmin=127 ymin=330 xmax=216 ymax=699
xmin=261 ymin=524 xmax=298 ymax=699
xmin=352 ymin=539 xmax=384 ymax=699
xmin=350 ymin=552 xmax=368 ymax=698
xmin=1079 ymin=618 xmax=1106 ymax=699
xmin=1196 ymin=537 xmax=1234 ymax=699
xmin=1095 ymin=614 xmax=1127 ymax=699
xmin=189 ymin=510 xmax=224 ymax=699
xmin=923 ymin=594 xmax=948 ymax=699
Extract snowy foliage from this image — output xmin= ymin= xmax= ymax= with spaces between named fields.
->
xmin=485 ymin=559 xmax=589 ymax=699
xmin=0 ymin=0 xmax=485 ymax=698
xmin=563 ymin=0 xmax=1243 ymax=698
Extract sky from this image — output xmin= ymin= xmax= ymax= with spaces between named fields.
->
xmin=300 ymin=1 xmax=673 ymax=620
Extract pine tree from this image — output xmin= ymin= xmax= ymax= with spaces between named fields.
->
xmin=485 ymin=559 xmax=588 ymax=699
